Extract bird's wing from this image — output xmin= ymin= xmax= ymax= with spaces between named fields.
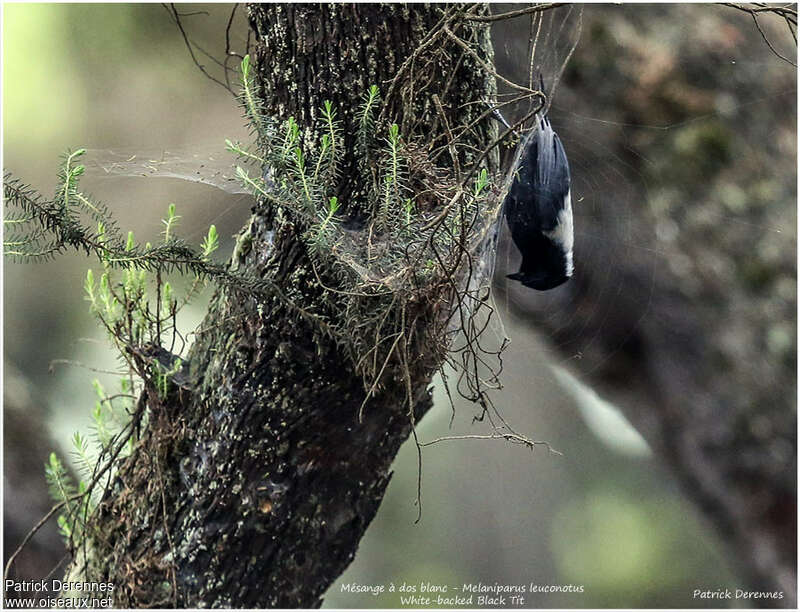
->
xmin=532 ymin=117 xmax=571 ymax=232
xmin=505 ymin=116 xmax=570 ymax=234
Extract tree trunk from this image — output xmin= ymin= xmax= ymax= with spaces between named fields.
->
xmin=67 ymin=4 xmax=498 ymax=608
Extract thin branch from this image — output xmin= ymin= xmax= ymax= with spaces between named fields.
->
xmin=432 ymin=94 xmax=462 ymax=184
xmin=420 ymin=433 xmax=562 ymax=455
xmin=444 ymin=26 xmax=540 ymax=95
xmin=463 ymin=3 xmax=567 ymax=23
xmin=722 ymin=2 xmax=798 ymax=66
xmin=165 ymin=3 xmax=236 ymax=93
xmin=463 ymin=102 xmax=545 ymax=186
xmin=750 ymin=10 xmax=797 ymax=66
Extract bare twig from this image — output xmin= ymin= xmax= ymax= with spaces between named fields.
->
xmin=165 ymin=3 xmax=237 ymax=94
xmin=432 ymin=94 xmax=462 ymax=184
xmin=419 ymin=433 xmax=563 ymax=455
xmin=722 ymin=2 xmax=798 ymax=66
xmin=750 ymin=10 xmax=797 ymax=66
xmin=463 ymin=3 xmax=566 ymax=23
xmin=444 ymin=27 xmax=541 ymax=95
xmin=463 ymin=103 xmax=545 ymax=186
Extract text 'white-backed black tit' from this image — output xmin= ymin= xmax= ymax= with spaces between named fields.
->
xmin=501 ymin=111 xmax=573 ymax=291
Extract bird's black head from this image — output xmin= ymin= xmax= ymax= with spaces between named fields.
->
xmin=516 ymin=272 xmax=569 ymax=291
xmin=507 ymin=258 xmax=571 ymax=291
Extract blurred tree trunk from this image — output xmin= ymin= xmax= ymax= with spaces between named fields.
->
xmin=516 ymin=248 xmax=796 ymax=605
xmin=65 ymin=4 xmax=497 ymax=608
xmin=4 ymin=366 xmax=68 ymax=596
xmin=497 ymin=4 xmax=796 ymax=605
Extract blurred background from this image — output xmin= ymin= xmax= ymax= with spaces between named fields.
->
xmin=3 ymin=3 xmax=796 ymax=608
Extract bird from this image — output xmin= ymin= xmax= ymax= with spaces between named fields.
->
xmin=502 ymin=112 xmax=573 ymax=291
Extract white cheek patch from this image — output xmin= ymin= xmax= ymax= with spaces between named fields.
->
xmin=544 ymin=190 xmax=574 ymax=277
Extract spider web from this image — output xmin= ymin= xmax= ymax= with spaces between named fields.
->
xmin=82 ymin=144 xmax=258 ymax=196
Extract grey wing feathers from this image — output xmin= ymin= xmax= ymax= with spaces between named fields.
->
xmin=533 ymin=116 xmax=570 ymax=229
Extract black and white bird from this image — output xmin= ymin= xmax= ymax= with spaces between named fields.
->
xmin=502 ymin=113 xmax=573 ymax=291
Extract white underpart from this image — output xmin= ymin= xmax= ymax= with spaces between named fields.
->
xmin=544 ymin=189 xmax=574 ymax=276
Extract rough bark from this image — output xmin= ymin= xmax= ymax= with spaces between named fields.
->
xmin=68 ymin=4 xmax=498 ymax=608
